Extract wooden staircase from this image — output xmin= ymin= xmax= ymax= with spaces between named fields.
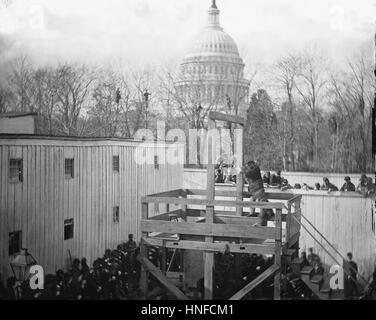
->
xmin=282 ymin=247 xmax=343 ymax=300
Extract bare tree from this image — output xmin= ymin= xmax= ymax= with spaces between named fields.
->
xmin=27 ymin=67 xmax=60 ymax=134
xmin=0 ymin=82 xmax=12 ymax=113
xmin=294 ymin=50 xmax=327 ymax=168
xmin=88 ymin=69 xmax=124 ymax=137
xmin=328 ymin=49 xmax=373 ymax=172
xmin=86 ymin=65 xmax=158 ymax=138
xmin=53 ymin=63 xmax=94 ymax=136
xmin=8 ymin=56 xmax=34 ymax=112
xmin=273 ymin=54 xmax=300 ymax=171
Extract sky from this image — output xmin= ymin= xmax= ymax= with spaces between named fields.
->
xmin=0 ymin=0 xmax=374 ymax=68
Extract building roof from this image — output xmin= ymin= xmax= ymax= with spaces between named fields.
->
xmin=0 ymin=112 xmax=38 ymax=119
xmin=0 ymin=133 xmax=182 ymax=145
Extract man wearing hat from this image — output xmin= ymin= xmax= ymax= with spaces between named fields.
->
xmin=356 ymin=174 xmax=368 ymax=195
xmin=340 ymin=176 xmax=356 ymax=192
xmin=322 ymin=177 xmax=338 ymax=192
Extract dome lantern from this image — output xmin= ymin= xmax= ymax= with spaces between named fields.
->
xmin=207 ymin=0 xmax=221 ymax=30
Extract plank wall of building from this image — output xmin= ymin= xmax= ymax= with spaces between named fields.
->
xmin=0 ymin=136 xmax=184 ymax=278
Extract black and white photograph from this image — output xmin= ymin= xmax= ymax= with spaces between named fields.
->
xmin=0 ymin=0 xmax=376 ymax=309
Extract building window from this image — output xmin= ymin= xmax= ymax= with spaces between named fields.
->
xmin=9 ymin=231 xmax=22 ymax=255
xmin=113 ymin=206 xmax=119 ymax=224
xmin=154 ymin=156 xmax=159 ymax=170
xmin=113 ymin=156 xmax=119 ymax=172
xmin=65 ymin=159 xmax=74 ymax=179
xmin=9 ymin=159 xmax=23 ymax=183
xmin=64 ymin=219 xmax=74 ymax=240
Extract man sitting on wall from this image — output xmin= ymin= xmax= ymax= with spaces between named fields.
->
xmin=270 ymin=170 xmax=283 ymax=187
xmin=321 ymin=177 xmax=338 ymax=192
xmin=302 ymin=183 xmax=313 ymax=190
xmin=215 ymin=166 xmax=224 ymax=183
xmin=262 ymin=171 xmax=271 ymax=185
xmin=340 ymin=176 xmax=356 ymax=192
xmin=280 ymin=179 xmax=293 ymax=191
xmin=357 ymin=174 xmax=368 ymax=195
xmin=314 ymin=183 xmax=321 ymax=191
xmin=366 ymin=178 xmax=376 ymax=196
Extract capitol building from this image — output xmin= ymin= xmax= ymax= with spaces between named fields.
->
xmin=175 ymin=0 xmax=250 ymax=119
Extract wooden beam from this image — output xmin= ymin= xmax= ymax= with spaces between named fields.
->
xmin=186 ymin=208 xmax=205 ymax=217
xmin=229 ymin=264 xmax=280 ymax=300
xmin=274 ymin=208 xmax=283 ymax=300
xmin=143 ymin=237 xmax=276 ymax=255
xmin=209 ymin=111 xmax=245 ymax=126
xmin=286 ymin=202 xmax=292 ymax=244
xmin=187 ymin=188 xmax=249 ymax=198
xmin=235 ymin=123 xmax=244 ymax=216
xmin=146 ymin=189 xmax=184 ymax=198
xmin=186 ymin=209 xmax=288 ymax=222
xmin=286 ymin=232 xmax=300 ymax=249
xmin=141 ymin=196 xmax=285 ymax=209
xmin=216 ymin=212 xmax=287 ymax=222
xmin=137 ymin=256 xmax=189 ymax=300
xmin=287 ymin=194 xmax=303 ymax=205
xmin=215 ymin=214 xmax=259 ymax=225
xmin=149 ymin=209 xmax=183 ymax=221
xmin=207 ymin=118 xmax=216 ymax=200
xmin=204 ymin=208 xmax=214 ymax=300
xmin=205 ymin=118 xmax=215 ymax=300
xmin=161 ymin=246 xmax=167 ymax=275
xmin=140 ymin=202 xmax=149 ymax=299
xmin=264 ymin=192 xmax=296 ymax=200
xmin=188 ymin=188 xmax=299 ymax=202
xmin=141 ymin=220 xmax=281 ymax=240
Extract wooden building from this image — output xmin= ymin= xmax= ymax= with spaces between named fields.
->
xmin=0 ymin=134 xmax=184 ymax=279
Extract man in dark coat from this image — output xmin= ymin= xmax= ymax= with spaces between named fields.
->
xmin=243 ymin=161 xmax=265 ymax=200
xmin=262 ymin=171 xmax=271 ymax=185
xmin=344 ymin=252 xmax=358 ymax=299
xmin=340 ymin=176 xmax=356 ymax=192
xmin=242 ymin=161 xmax=270 ymax=225
xmin=270 ymin=170 xmax=282 ymax=186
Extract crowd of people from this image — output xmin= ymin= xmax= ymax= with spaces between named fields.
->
xmin=215 ymin=161 xmax=375 ymax=196
xmin=0 ymin=234 xmax=142 ymax=300
xmin=1 ymin=235 xmax=375 ymax=300
xmin=208 ymin=251 xmax=275 ymax=300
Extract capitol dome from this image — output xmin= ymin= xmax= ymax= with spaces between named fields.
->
xmin=175 ymin=0 xmax=250 ymax=118
xmin=188 ymin=28 xmax=240 ymax=56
